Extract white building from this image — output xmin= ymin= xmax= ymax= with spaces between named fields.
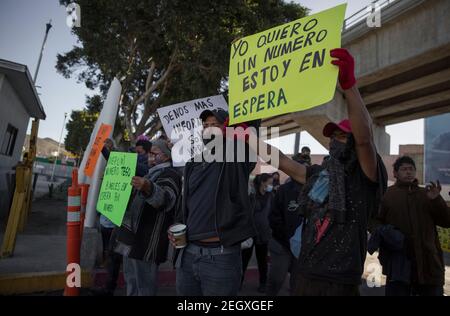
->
xmin=0 ymin=59 xmax=46 ymax=220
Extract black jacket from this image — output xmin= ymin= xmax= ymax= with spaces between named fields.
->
xmin=251 ymin=191 xmax=273 ymax=245
xmin=269 ymin=179 xmax=303 ymax=251
xmin=176 ymin=123 xmax=260 ymax=247
xmin=179 ymin=159 xmax=256 ymax=247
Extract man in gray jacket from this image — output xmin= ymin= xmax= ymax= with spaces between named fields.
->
xmin=115 ymin=139 xmax=181 ymax=296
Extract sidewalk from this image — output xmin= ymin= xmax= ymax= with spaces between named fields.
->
xmin=0 ymin=182 xmax=99 ymax=295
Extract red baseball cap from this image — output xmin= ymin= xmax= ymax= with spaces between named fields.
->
xmin=323 ymin=119 xmax=352 ymax=137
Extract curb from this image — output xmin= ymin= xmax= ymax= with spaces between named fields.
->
xmin=0 ymin=270 xmax=92 ymax=295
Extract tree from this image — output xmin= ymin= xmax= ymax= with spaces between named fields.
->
xmin=64 ymin=109 xmax=98 ymax=157
xmin=57 ymin=0 xmax=308 ymax=142
xmin=85 ymin=95 xmax=103 ymax=113
xmin=65 ymin=95 xmax=128 ymax=156
xmin=64 ymin=95 xmax=102 ymax=156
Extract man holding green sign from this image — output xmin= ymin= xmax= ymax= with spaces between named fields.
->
xmin=113 ymin=140 xmax=182 ymax=296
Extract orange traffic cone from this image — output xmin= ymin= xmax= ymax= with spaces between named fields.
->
xmin=64 ymin=169 xmax=81 ymax=296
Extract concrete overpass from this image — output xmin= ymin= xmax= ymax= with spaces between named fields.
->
xmin=262 ymin=0 xmax=450 ymax=155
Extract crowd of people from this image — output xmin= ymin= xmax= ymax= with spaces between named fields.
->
xmin=92 ymin=48 xmax=450 ymax=297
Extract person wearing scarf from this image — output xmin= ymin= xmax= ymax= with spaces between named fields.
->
xmin=246 ymin=48 xmax=388 ymax=296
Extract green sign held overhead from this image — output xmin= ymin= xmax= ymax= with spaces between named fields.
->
xmin=228 ymin=4 xmax=347 ymax=124
xmin=97 ymin=152 xmax=137 ymax=226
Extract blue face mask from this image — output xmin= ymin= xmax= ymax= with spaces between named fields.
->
xmin=265 ymin=185 xmax=273 ymax=192
xmin=290 ymin=223 xmax=303 ymax=259
xmin=308 ymin=170 xmax=329 ymax=204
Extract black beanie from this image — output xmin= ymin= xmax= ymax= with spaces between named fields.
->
xmin=135 ymin=140 xmax=152 ymax=153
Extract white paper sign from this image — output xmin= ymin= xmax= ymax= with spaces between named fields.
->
xmin=157 ymin=95 xmax=228 ymax=166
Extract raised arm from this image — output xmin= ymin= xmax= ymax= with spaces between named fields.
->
xmin=224 ymin=119 xmax=307 ymax=183
xmin=331 ymin=48 xmax=377 ymax=182
xmin=247 ymin=135 xmax=307 ymax=184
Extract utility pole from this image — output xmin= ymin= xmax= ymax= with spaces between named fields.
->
xmin=50 ymin=113 xmax=68 ymax=183
xmin=34 ymin=20 xmax=52 ymax=83
xmin=294 ymin=130 xmax=302 ymax=154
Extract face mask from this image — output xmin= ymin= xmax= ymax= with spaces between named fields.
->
xmin=202 ymin=127 xmax=219 ymax=145
xmin=308 ymin=170 xmax=329 ymax=204
xmin=203 ymin=124 xmax=225 ymax=145
xmin=203 ymin=136 xmax=214 ymax=146
xmin=329 ymin=138 xmax=347 ymax=160
xmin=154 ymin=153 xmax=167 ymax=165
xmin=265 ymin=185 xmax=273 ymax=192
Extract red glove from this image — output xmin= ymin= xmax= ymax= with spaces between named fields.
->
xmin=330 ymin=48 xmax=356 ymax=90
xmin=222 ymin=117 xmax=250 ymax=142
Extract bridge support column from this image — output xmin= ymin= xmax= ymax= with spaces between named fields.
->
xmin=289 ymin=89 xmax=391 ymax=155
xmin=373 ymin=124 xmax=390 ymax=156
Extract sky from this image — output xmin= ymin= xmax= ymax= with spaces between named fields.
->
xmin=0 ymin=0 xmax=424 ymax=155
xmin=0 ymin=0 xmax=95 ymax=143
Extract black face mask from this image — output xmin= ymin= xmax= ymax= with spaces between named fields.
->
xmin=203 ymin=134 xmax=215 ymax=146
xmin=329 ymin=138 xmax=347 ymax=160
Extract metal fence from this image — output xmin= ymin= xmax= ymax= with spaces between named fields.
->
xmin=343 ymin=0 xmax=397 ymax=29
xmin=33 ymin=161 xmax=74 ymax=180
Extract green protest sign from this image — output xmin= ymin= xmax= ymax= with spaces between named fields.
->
xmin=437 ymin=226 xmax=450 ymax=253
xmin=229 ymin=4 xmax=347 ymax=124
xmin=97 ymin=152 xmax=137 ymax=226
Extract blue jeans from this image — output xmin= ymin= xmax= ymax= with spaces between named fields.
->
xmin=176 ymin=243 xmax=242 ymax=296
xmin=123 ymin=256 xmax=159 ymax=296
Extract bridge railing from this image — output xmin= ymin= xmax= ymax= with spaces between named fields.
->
xmin=344 ymin=0 xmax=397 ymax=30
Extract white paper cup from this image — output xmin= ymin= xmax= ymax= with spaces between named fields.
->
xmin=168 ymin=224 xmax=187 ymax=249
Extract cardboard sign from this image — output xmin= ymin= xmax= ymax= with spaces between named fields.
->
xmin=228 ymin=4 xmax=347 ymax=124
xmin=96 ymin=152 xmax=137 ymax=226
xmin=157 ymin=95 xmax=228 ymax=166
xmin=84 ymin=124 xmax=113 ymax=177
